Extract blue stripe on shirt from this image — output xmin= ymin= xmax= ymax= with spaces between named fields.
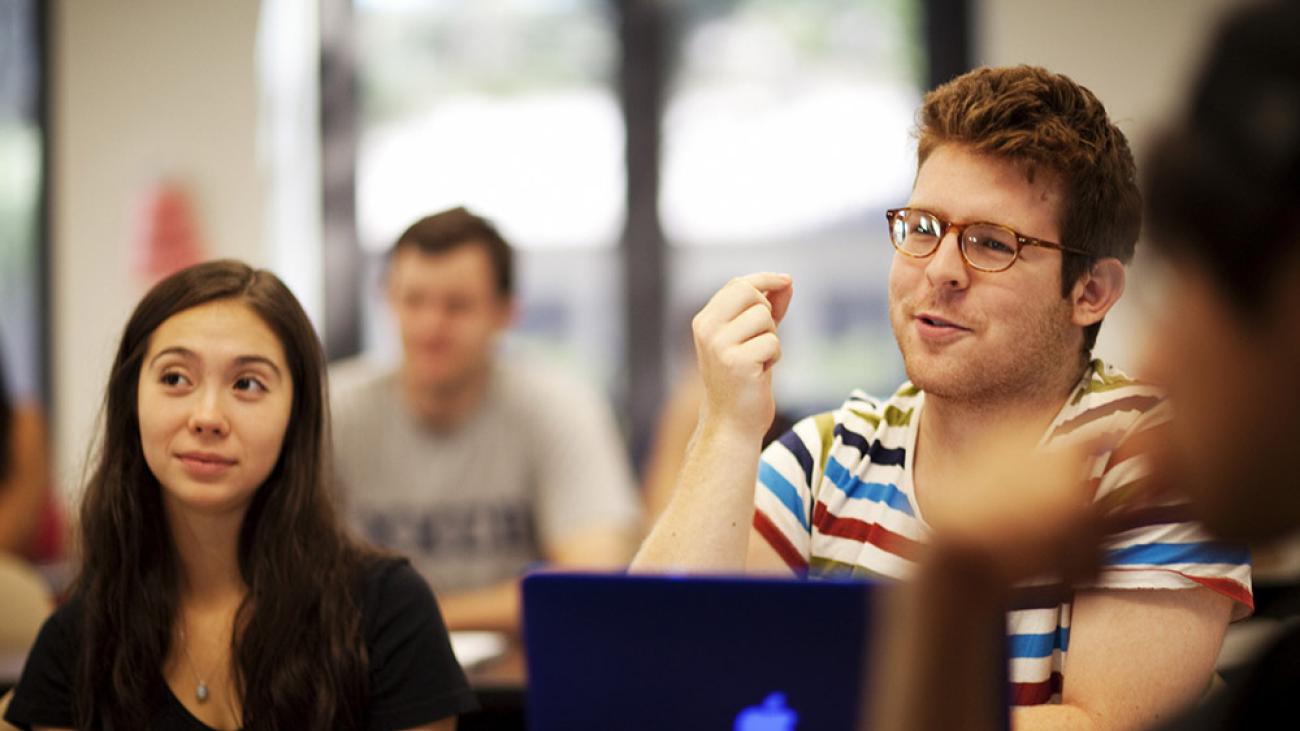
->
xmin=758 ymin=461 xmax=811 ymax=532
xmin=1106 ymin=542 xmax=1250 ymax=567
xmin=823 ymin=457 xmax=915 ymax=517
xmin=1008 ymin=627 xmax=1070 ymax=659
xmin=776 ymin=429 xmax=815 ymax=487
xmin=833 ymin=423 xmax=906 ymax=467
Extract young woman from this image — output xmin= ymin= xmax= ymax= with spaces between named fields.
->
xmin=4 ymin=260 xmax=477 ymax=730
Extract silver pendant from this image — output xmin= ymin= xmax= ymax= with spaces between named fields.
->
xmin=196 ymin=681 xmax=209 ymax=703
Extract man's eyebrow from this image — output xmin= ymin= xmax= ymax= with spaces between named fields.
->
xmin=905 ymin=201 xmax=946 ymax=217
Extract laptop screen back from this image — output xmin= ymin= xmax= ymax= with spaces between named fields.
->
xmin=523 ymin=572 xmax=880 ymax=730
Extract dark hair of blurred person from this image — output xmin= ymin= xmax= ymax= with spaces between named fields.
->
xmin=1132 ymin=4 xmax=1300 ymax=727
xmin=390 ymin=205 xmax=514 ymax=298
xmin=1143 ymin=0 xmax=1300 ymax=546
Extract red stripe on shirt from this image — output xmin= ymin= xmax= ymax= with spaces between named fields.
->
xmin=1102 ymin=567 xmax=1255 ymax=613
xmin=1187 ymin=575 xmax=1255 ymax=613
xmin=1011 ymin=671 xmax=1063 ymax=706
xmin=811 ymin=501 xmax=923 ymax=561
xmin=752 ymin=510 xmax=809 ymax=572
xmin=1051 ymin=394 xmax=1162 ymax=439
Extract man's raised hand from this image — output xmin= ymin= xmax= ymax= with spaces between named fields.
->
xmin=691 ymin=272 xmax=794 ymax=442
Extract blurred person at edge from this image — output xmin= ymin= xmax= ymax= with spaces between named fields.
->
xmin=633 ymin=64 xmax=1252 ymax=729
xmin=330 ymin=207 xmax=641 ymax=634
xmin=4 ymin=260 xmax=476 ymax=730
xmin=868 ymin=3 xmax=1300 ymax=730
xmin=0 ymin=343 xmax=54 ymax=560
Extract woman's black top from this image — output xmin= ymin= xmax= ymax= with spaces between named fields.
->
xmin=4 ymin=557 xmax=478 ymax=730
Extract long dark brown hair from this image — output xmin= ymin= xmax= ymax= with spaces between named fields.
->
xmin=74 ymin=260 xmax=372 ymax=729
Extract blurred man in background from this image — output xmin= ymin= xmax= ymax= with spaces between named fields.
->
xmin=331 ymin=207 xmax=641 ymax=633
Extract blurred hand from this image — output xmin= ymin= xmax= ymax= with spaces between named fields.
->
xmin=923 ymin=425 xmax=1107 ymax=588
xmin=691 ymin=273 xmax=793 ymax=442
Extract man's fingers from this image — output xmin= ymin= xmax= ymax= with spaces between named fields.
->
xmin=735 ymin=271 xmax=792 ymax=295
xmin=766 ymin=279 xmax=794 ymax=325
xmin=687 ymin=274 xmax=787 ymax=438
xmin=715 ymin=302 xmax=778 ymax=347
xmin=696 ymin=280 xmax=767 ymax=334
xmin=695 ymin=273 xmax=792 ymax=343
xmin=737 ymin=271 xmax=793 ymax=326
xmin=732 ymin=332 xmax=782 ymax=372
xmin=711 ymin=273 xmax=792 ymax=322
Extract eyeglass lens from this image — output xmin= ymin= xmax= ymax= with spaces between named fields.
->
xmin=891 ymin=209 xmax=1019 ymax=271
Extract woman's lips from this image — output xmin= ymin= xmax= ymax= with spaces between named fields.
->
xmin=176 ymin=452 xmax=237 ymax=477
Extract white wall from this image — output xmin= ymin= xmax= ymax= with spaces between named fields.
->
xmin=974 ymin=0 xmax=1246 ymax=370
xmin=51 ymin=0 xmax=264 ymax=495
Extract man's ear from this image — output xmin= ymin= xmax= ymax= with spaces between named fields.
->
xmin=1070 ymin=258 xmax=1126 ymax=327
xmin=495 ymin=296 xmax=518 ymax=329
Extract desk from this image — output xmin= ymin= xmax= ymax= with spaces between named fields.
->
xmin=462 ymin=639 xmax=527 ymax=731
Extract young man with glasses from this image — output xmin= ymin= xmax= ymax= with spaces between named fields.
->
xmin=632 ymin=66 xmax=1251 ymax=728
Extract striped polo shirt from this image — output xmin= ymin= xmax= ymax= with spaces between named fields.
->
xmin=752 ymin=359 xmax=1253 ymax=706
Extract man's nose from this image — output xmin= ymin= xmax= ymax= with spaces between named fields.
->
xmin=924 ymin=230 xmax=971 ymax=290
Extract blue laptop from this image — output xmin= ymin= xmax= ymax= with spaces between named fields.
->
xmin=523 ymin=571 xmax=1005 ymax=730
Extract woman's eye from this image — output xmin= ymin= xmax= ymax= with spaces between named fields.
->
xmin=160 ymin=372 xmax=188 ymax=387
xmin=234 ymin=377 xmax=267 ymax=393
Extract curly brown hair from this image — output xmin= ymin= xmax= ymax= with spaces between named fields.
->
xmin=916 ymin=65 xmax=1142 ymax=354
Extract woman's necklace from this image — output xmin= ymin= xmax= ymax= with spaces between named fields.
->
xmin=177 ymin=626 xmax=218 ymax=703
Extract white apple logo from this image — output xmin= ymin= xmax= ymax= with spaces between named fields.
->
xmin=734 ymin=692 xmax=798 ymax=731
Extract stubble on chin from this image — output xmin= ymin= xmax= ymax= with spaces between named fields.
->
xmin=892 ymin=300 xmax=1079 ymax=406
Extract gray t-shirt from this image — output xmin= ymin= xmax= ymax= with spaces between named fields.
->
xmin=330 ymin=359 xmax=641 ymax=593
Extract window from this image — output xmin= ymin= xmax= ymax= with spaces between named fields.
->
xmin=0 ymin=0 xmax=46 ymax=404
xmin=353 ymin=0 xmax=624 ymax=384
xmin=665 ymin=0 xmax=921 ymax=413
xmin=335 ymin=0 xmax=938 ymax=442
